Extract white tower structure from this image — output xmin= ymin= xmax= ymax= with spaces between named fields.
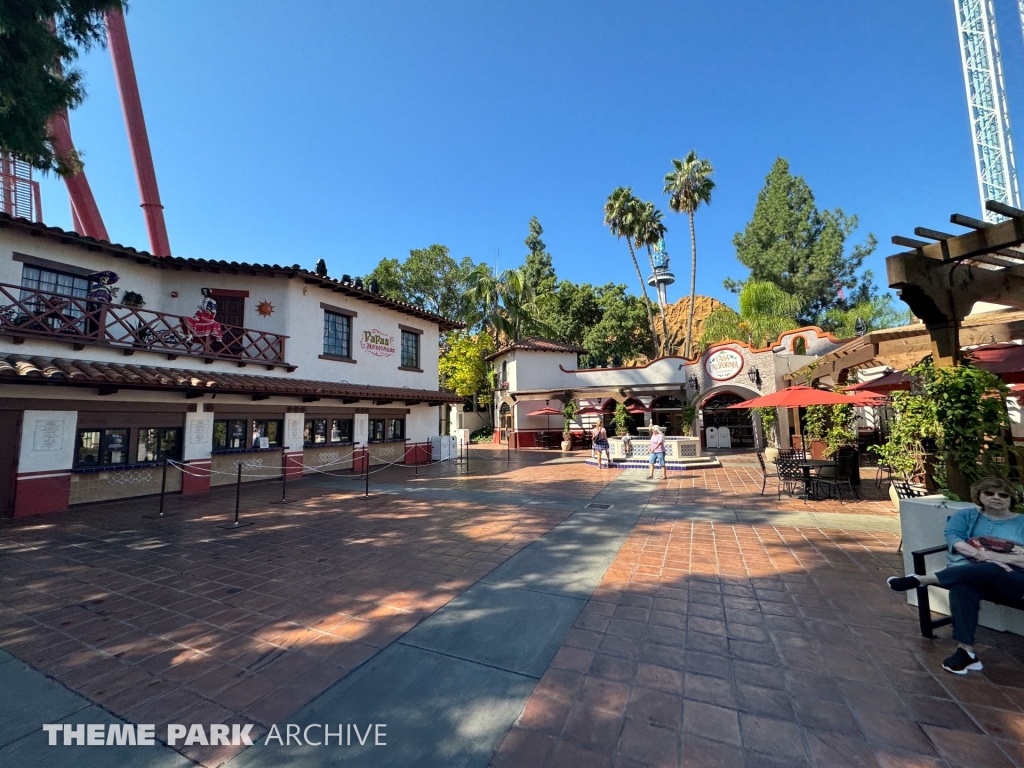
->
xmin=954 ymin=0 xmax=1021 ymax=221
xmin=647 ymin=238 xmax=675 ymax=308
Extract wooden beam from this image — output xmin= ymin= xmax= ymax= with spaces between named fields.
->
xmin=951 ymin=213 xmax=990 ymax=229
xmin=914 ymin=226 xmax=955 ymax=240
xmin=185 ymin=391 xmax=204 ymax=399
xmin=892 ymin=235 xmax=930 ymax=248
xmin=986 ymin=200 xmax=1024 ymax=218
xmin=252 ymin=394 xmax=270 ymax=401
xmin=302 ymin=396 xmax=320 ymax=403
xmin=98 ymin=385 xmax=118 ymax=396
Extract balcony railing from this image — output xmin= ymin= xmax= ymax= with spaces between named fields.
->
xmin=0 ymin=281 xmax=291 ymax=368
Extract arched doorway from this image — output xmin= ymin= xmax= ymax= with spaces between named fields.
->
xmin=701 ymin=392 xmax=753 ymax=448
xmin=499 ymin=402 xmax=512 ymax=444
xmin=650 ymin=395 xmax=684 ymax=436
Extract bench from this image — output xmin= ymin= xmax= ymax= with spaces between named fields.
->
xmin=911 ymin=543 xmax=1024 ymax=638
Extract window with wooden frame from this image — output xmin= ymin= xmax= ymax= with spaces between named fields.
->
xmin=74 ymin=428 xmax=128 ymax=467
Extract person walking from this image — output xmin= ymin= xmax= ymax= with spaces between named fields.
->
xmin=592 ymin=422 xmax=610 ymax=469
xmin=647 ymin=425 xmax=666 ymax=480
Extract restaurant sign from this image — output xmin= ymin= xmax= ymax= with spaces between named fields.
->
xmin=705 ymin=347 xmax=744 ymax=381
xmin=361 ymin=329 xmax=396 ymax=357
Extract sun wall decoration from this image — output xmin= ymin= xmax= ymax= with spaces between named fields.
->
xmin=256 ymin=300 xmax=275 ymax=317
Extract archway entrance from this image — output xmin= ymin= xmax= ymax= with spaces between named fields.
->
xmin=702 ymin=392 xmax=753 ymax=448
xmin=499 ymin=403 xmax=512 ymax=444
xmin=650 ymin=395 xmax=684 ymax=436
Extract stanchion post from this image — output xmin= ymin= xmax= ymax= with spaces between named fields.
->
xmin=466 ymin=439 xmax=469 ymax=473
xmin=364 ymin=448 xmax=370 ymax=497
xmin=159 ymin=457 xmax=167 ymax=516
xmin=507 ymin=430 xmax=510 ymax=463
xmin=234 ymin=462 xmax=242 ymax=523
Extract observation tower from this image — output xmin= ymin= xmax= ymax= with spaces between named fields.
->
xmin=647 ymin=238 xmax=675 ymax=307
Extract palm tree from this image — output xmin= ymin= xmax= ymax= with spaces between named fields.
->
xmin=464 ymin=265 xmax=549 ymax=343
xmin=699 ymin=281 xmax=801 ymax=351
xmin=603 ymin=187 xmax=659 ymax=358
xmin=632 ymin=200 xmax=670 ymax=354
xmin=663 ymin=151 xmax=715 ymax=359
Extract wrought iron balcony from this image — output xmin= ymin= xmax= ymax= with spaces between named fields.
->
xmin=0 ymin=281 xmax=291 ymax=368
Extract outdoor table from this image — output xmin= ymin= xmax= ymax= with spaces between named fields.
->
xmin=798 ymin=459 xmax=834 ymax=499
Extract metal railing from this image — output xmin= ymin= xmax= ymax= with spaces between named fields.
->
xmin=0 ymin=281 xmax=289 ymax=366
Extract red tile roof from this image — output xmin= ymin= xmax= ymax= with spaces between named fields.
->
xmin=0 ymin=213 xmax=464 ymax=331
xmin=484 ymin=337 xmax=587 ymax=361
xmin=0 ymin=355 xmax=462 ymax=404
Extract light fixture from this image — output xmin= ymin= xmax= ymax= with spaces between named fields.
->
xmin=687 ymin=374 xmax=699 ymax=393
xmin=747 ymin=367 xmax=762 ymax=389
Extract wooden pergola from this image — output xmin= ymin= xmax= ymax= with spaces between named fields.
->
xmin=886 ymin=200 xmax=1024 ymax=366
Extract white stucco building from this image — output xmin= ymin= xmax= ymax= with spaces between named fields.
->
xmin=487 ymin=331 xmax=846 ymax=450
xmin=0 ymin=213 xmax=461 ymax=516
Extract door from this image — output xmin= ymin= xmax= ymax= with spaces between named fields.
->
xmin=214 ymin=295 xmax=245 ymax=328
xmin=499 ymin=404 xmax=512 ymax=444
xmin=0 ymin=411 xmax=22 ymax=516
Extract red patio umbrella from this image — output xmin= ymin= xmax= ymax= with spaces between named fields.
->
xmin=576 ymin=406 xmax=604 ymax=415
xmin=727 ymin=385 xmax=885 ymax=409
xmin=526 ymin=406 xmax=564 ymax=432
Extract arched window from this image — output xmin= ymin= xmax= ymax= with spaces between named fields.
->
xmin=793 ymin=336 xmax=807 ymax=355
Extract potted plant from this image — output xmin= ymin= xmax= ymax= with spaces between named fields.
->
xmin=612 ymin=402 xmax=630 ymax=436
xmin=121 ymin=291 xmax=145 ymax=309
xmin=679 ymin=398 xmax=698 ymax=437
xmin=561 ymin=399 xmax=577 ymax=451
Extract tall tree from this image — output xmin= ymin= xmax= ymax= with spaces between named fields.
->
xmin=522 ymin=216 xmax=556 ymax=296
xmin=365 ymin=245 xmax=477 ymax=321
xmin=728 ymin=157 xmax=877 ymax=326
xmin=603 ymin=187 xmax=659 ymax=358
xmin=0 ymin=0 xmax=124 ymax=175
xmin=546 ymin=280 xmax=603 ymax=347
xmin=464 ymin=265 xmax=548 ymax=343
xmin=699 ymin=281 xmax=801 ymax=351
xmin=663 ymin=150 xmax=715 ymax=359
xmin=820 ymin=295 xmax=913 ymax=338
xmin=632 ymin=200 xmax=669 ymax=354
xmin=439 ymin=332 xmax=496 ymax=405
xmin=583 ymin=284 xmax=653 ymax=366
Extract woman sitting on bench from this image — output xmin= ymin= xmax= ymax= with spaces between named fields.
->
xmin=888 ymin=476 xmax=1024 ymax=674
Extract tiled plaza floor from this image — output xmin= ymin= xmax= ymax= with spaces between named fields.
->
xmin=491 ymin=515 xmax=1024 ymax=768
xmin=0 ymin=450 xmax=614 ymax=766
xmin=4 ymin=447 xmax=1022 ymax=768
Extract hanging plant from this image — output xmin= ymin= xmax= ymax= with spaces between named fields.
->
xmin=121 ymin=291 xmax=145 ymax=309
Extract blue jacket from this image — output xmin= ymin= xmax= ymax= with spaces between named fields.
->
xmin=943 ymin=507 xmax=1024 ymax=567
xmin=943 ymin=507 xmax=982 ymax=567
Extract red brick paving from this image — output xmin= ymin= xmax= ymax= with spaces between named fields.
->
xmin=491 ymin=517 xmax=1024 ymax=768
xmin=0 ymin=449 xmax=614 ymax=766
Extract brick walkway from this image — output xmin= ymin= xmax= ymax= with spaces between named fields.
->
xmin=4 ymin=448 xmax=1024 ymax=768
xmin=491 ymin=516 xmax=1024 ymax=768
xmin=0 ymin=450 xmax=614 ymax=766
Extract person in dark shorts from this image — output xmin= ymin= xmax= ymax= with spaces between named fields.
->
xmin=888 ymin=476 xmax=1024 ymax=674
xmin=592 ymin=422 xmax=610 ymax=469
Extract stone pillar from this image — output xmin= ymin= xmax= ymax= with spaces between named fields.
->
xmin=14 ymin=410 xmax=77 ymax=516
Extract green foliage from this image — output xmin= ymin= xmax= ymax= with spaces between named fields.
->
xmin=562 ymin=398 xmax=577 ymax=439
xmin=545 ymin=281 xmax=603 ymax=347
xmin=0 ymin=0 xmax=124 ymax=174
xmin=612 ymin=402 xmax=630 ymax=436
xmin=821 ymin=295 xmax=914 ymax=337
xmin=679 ymin=399 xmax=698 ymax=436
xmin=699 ymin=281 xmax=801 ymax=351
xmin=366 ymin=245 xmax=477 ymax=321
xmin=438 ymin=333 xmax=495 ymax=404
xmin=913 ymin=360 xmax=1016 ymax=491
xmin=727 ymin=158 xmax=877 ymax=325
xmin=523 ymin=217 xmax=556 ymax=297
xmin=582 ymin=284 xmax=653 ymax=366
xmin=868 ymin=389 xmax=940 ymax=478
xmin=470 ymin=427 xmax=493 ymax=443
xmin=752 ymin=406 xmax=778 ymax=448
xmin=803 ymin=404 xmax=855 ymax=457
xmin=664 ymin=150 xmax=715 ymax=357
xmin=464 ymin=264 xmax=549 ymax=342
xmin=603 ymin=186 xmax=659 ymax=356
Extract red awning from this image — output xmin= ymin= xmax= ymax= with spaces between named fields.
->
xmin=969 ymin=343 xmax=1024 ymax=383
xmin=845 ymin=370 xmax=912 ymax=394
xmin=526 ymin=407 xmax=564 ymax=416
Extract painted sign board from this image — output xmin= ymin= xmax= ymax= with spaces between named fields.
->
xmin=360 ymin=329 xmax=396 ymax=357
xmin=705 ymin=347 xmax=744 ymax=381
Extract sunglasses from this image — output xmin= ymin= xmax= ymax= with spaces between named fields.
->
xmin=980 ymin=491 xmax=1012 ymax=499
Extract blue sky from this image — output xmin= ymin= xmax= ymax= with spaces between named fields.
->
xmin=36 ymin=0 xmax=1024 ymax=309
